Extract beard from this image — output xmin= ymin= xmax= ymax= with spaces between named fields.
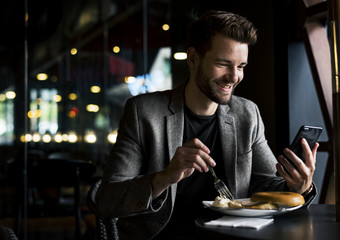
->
xmin=195 ymin=64 xmax=236 ymax=105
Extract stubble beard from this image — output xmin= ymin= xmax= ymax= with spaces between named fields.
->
xmin=195 ymin=65 xmax=234 ymax=105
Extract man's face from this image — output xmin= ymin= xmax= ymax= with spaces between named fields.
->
xmin=194 ymin=35 xmax=249 ymax=105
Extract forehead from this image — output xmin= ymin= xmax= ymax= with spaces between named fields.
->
xmin=205 ymin=34 xmax=249 ymax=61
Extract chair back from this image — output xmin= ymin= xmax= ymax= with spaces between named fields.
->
xmin=0 ymin=226 xmax=18 ymax=240
xmin=87 ymin=180 xmax=119 ymax=240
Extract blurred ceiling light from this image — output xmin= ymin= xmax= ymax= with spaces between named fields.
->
xmin=69 ymin=93 xmax=77 ymax=100
xmin=174 ymin=52 xmax=187 ymax=60
xmin=68 ymin=132 xmax=78 ymax=143
xmin=0 ymin=94 xmax=5 ymax=101
xmin=62 ymin=133 xmax=69 ymax=142
xmin=85 ymin=131 xmax=97 ymax=143
xmin=27 ymin=110 xmax=34 ymax=119
xmin=162 ymin=24 xmax=170 ymax=31
xmin=113 ymin=46 xmax=120 ymax=53
xmin=68 ymin=107 xmax=78 ymax=118
xmin=71 ymin=48 xmax=78 ymax=55
xmin=27 ymin=109 xmax=41 ymax=119
xmin=5 ymin=91 xmax=16 ymax=99
xmin=42 ymin=133 xmax=52 ymax=143
xmin=37 ymin=73 xmax=48 ymax=81
xmin=24 ymin=134 xmax=32 ymax=142
xmin=90 ymin=86 xmax=101 ymax=93
xmin=32 ymin=132 xmax=41 ymax=142
xmin=53 ymin=95 xmax=62 ymax=102
xmin=54 ymin=133 xmax=63 ymax=143
xmin=124 ymin=76 xmax=136 ymax=83
xmin=86 ymin=104 xmax=99 ymax=112
xmin=36 ymin=109 xmax=42 ymax=118
xmin=107 ymin=130 xmax=118 ymax=144
xmin=68 ymin=110 xmax=76 ymax=118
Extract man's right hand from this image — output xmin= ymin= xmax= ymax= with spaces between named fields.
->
xmin=152 ymin=138 xmax=215 ymax=198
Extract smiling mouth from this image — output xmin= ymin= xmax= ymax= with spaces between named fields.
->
xmin=216 ymin=82 xmax=233 ymax=90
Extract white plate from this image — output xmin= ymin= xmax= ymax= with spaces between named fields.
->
xmin=202 ymin=198 xmax=303 ymax=217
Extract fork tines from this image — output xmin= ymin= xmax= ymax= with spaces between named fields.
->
xmin=217 ymin=181 xmax=234 ymax=200
xmin=219 ymin=188 xmax=234 ymax=200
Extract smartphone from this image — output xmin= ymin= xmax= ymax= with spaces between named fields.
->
xmin=288 ymin=125 xmax=322 ymax=161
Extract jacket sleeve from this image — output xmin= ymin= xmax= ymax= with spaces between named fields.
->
xmin=96 ymin=97 xmax=169 ymax=219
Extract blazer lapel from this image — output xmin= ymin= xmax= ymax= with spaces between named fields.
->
xmin=217 ymin=105 xmax=237 ymax=197
xmin=166 ymin=113 xmax=184 ymax=160
xmin=166 ymin=84 xmax=185 ymax=161
xmin=166 ymin=84 xmax=185 ymax=204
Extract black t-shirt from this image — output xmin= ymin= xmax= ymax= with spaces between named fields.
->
xmin=154 ymin=106 xmax=224 ymax=240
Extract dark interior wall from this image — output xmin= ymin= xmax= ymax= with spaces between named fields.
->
xmin=171 ymin=0 xmax=278 ymax=152
xmin=288 ymin=41 xmax=329 ymax=203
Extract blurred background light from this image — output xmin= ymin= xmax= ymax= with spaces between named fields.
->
xmin=53 ymin=95 xmax=62 ymax=102
xmin=42 ymin=133 xmax=52 ymax=143
xmin=90 ymin=86 xmax=101 ymax=93
xmin=162 ymin=24 xmax=170 ymax=31
xmin=5 ymin=91 xmax=16 ymax=99
xmin=69 ymin=93 xmax=77 ymax=100
xmin=85 ymin=131 xmax=97 ymax=143
xmin=54 ymin=133 xmax=63 ymax=143
xmin=107 ymin=130 xmax=118 ymax=144
xmin=86 ymin=104 xmax=99 ymax=112
xmin=70 ymin=48 xmax=78 ymax=55
xmin=36 ymin=73 xmax=48 ymax=81
xmin=174 ymin=52 xmax=187 ymax=60
xmin=113 ymin=46 xmax=120 ymax=53
xmin=32 ymin=132 xmax=41 ymax=142
xmin=68 ymin=132 xmax=78 ymax=143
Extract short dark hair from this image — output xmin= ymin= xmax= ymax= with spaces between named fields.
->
xmin=188 ymin=10 xmax=258 ymax=57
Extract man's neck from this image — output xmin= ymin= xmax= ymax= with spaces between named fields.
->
xmin=184 ymin=80 xmax=218 ymax=116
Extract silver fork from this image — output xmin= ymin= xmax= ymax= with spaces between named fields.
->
xmin=207 ymin=165 xmax=234 ymax=200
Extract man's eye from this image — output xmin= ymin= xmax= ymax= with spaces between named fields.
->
xmin=216 ymin=63 xmax=227 ymax=67
xmin=216 ymin=63 xmax=230 ymax=68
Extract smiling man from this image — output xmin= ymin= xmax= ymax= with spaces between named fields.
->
xmin=96 ymin=10 xmax=318 ymax=240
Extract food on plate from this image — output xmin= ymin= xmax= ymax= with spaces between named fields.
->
xmin=250 ymin=191 xmax=305 ymax=207
xmin=212 ymin=196 xmax=278 ymax=210
xmin=211 ymin=191 xmax=304 ymax=210
xmin=212 ymin=196 xmax=243 ymax=208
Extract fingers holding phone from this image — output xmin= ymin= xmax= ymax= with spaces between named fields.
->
xmin=276 ymin=125 xmax=321 ymax=193
xmin=277 ymin=138 xmax=318 ymax=174
xmin=301 ymin=137 xmax=319 ymax=167
xmin=280 ymin=125 xmax=321 ymax=170
xmin=277 ymin=147 xmax=303 ymax=179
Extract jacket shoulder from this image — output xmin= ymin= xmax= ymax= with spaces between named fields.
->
xmin=228 ymin=95 xmax=258 ymax=112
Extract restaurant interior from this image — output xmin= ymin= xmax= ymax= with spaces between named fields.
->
xmin=0 ymin=0 xmax=337 ymax=239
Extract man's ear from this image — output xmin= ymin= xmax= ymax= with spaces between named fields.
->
xmin=187 ymin=47 xmax=198 ymax=69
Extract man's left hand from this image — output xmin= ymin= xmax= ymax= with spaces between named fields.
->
xmin=276 ymin=138 xmax=319 ymax=194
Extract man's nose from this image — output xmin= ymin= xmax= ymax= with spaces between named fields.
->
xmin=224 ymin=68 xmax=238 ymax=83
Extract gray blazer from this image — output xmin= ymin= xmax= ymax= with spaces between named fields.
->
xmin=96 ymin=83 xmax=287 ymax=239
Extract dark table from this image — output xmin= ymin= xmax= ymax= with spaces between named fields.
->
xmin=196 ymin=204 xmax=340 ymax=240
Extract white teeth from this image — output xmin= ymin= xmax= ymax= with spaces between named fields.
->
xmin=217 ymin=82 xmax=231 ymax=89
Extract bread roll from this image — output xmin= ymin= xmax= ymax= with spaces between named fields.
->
xmin=250 ymin=191 xmax=305 ymax=207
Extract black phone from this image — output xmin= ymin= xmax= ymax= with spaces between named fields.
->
xmin=289 ymin=125 xmax=322 ymax=161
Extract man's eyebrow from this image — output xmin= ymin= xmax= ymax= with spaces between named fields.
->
xmin=215 ymin=58 xmax=248 ymax=65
